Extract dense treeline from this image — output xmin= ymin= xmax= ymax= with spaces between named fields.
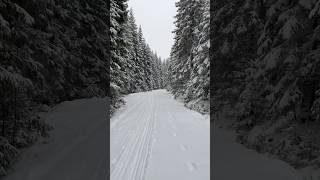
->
xmin=110 ymin=0 xmax=166 ymax=112
xmin=211 ymin=0 xmax=320 ymax=169
xmin=0 ymin=0 xmax=109 ymax=175
xmin=0 ymin=0 xmax=165 ymax=175
xmin=167 ymin=0 xmax=210 ymax=113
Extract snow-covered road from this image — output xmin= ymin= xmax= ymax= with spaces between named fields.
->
xmin=111 ymin=89 xmax=210 ymax=180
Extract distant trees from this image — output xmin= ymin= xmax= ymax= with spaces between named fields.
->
xmin=211 ymin=0 xmax=320 ymax=169
xmin=167 ymin=0 xmax=210 ymax=113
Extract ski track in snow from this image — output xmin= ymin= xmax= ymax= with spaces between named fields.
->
xmin=111 ymin=89 xmax=210 ymax=180
xmin=110 ymin=93 xmax=156 ymax=180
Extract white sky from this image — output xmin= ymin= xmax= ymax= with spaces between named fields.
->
xmin=128 ymin=0 xmax=177 ymax=60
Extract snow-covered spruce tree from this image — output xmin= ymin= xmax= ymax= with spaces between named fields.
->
xmin=234 ymin=0 xmax=320 ymax=168
xmin=158 ymin=58 xmax=167 ymax=89
xmin=169 ymin=0 xmax=203 ymax=97
xmin=124 ymin=9 xmax=140 ymax=93
xmin=0 ymin=68 xmax=31 ymax=176
xmin=110 ymin=0 xmax=129 ymax=112
xmin=110 ymin=2 xmax=165 ymax=111
xmin=149 ymin=51 xmax=165 ymax=90
xmin=136 ymin=26 xmax=155 ymax=91
xmin=184 ymin=0 xmax=210 ymax=113
xmin=162 ymin=59 xmax=171 ymax=88
xmin=120 ymin=9 xmax=154 ymax=93
xmin=153 ymin=54 xmax=164 ymax=89
xmin=210 ymin=0 xmax=262 ymax=115
xmin=168 ymin=0 xmax=210 ymax=113
xmin=0 ymin=2 xmax=48 ymax=174
xmin=143 ymin=44 xmax=154 ymax=90
xmin=135 ymin=29 xmax=164 ymax=91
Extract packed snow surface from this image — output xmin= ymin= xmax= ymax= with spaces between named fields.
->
xmin=111 ymin=89 xmax=210 ymax=180
xmin=4 ymin=98 xmax=108 ymax=180
xmin=212 ymin=125 xmax=303 ymax=180
xmin=112 ymin=89 xmax=302 ymax=180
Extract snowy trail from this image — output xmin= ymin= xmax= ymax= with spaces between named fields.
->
xmin=111 ymin=89 xmax=210 ymax=180
xmin=3 ymin=98 xmax=108 ymax=180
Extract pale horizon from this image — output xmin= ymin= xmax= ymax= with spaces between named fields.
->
xmin=128 ymin=0 xmax=177 ymax=60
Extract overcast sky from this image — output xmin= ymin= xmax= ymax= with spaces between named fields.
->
xmin=128 ymin=0 xmax=177 ymax=60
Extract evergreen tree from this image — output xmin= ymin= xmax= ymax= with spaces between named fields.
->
xmin=184 ymin=0 xmax=210 ymax=112
xmin=125 ymin=9 xmax=140 ymax=93
xmin=110 ymin=2 xmax=165 ymax=110
xmin=168 ymin=0 xmax=210 ymax=113
xmin=110 ymin=0 xmax=129 ymax=111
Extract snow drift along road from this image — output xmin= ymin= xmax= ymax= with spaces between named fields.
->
xmin=4 ymin=98 xmax=108 ymax=180
xmin=212 ymin=126 xmax=302 ymax=180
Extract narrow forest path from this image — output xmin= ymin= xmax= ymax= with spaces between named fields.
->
xmin=3 ymin=98 xmax=108 ymax=180
xmin=110 ymin=89 xmax=210 ymax=180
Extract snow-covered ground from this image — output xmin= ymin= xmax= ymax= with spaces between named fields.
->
xmin=112 ymin=89 xmax=304 ymax=180
xmin=2 ymin=89 xmax=307 ymax=180
xmin=212 ymin=125 xmax=303 ymax=180
xmin=111 ymin=89 xmax=210 ymax=180
xmin=3 ymin=98 xmax=108 ymax=180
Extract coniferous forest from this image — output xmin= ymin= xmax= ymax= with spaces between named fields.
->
xmin=111 ymin=0 xmax=210 ymax=115
xmin=1 ymin=0 xmax=320 ymax=179
xmin=110 ymin=2 xmax=210 ymax=180
xmin=0 ymin=0 xmax=111 ymax=175
xmin=110 ymin=0 xmax=166 ymax=113
xmin=0 ymin=0 xmax=210 ymax=177
xmin=167 ymin=0 xmax=210 ymax=114
xmin=211 ymin=0 xmax=320 ymax=172
xmin=110 ymin=0 xmax=210 ymax=114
